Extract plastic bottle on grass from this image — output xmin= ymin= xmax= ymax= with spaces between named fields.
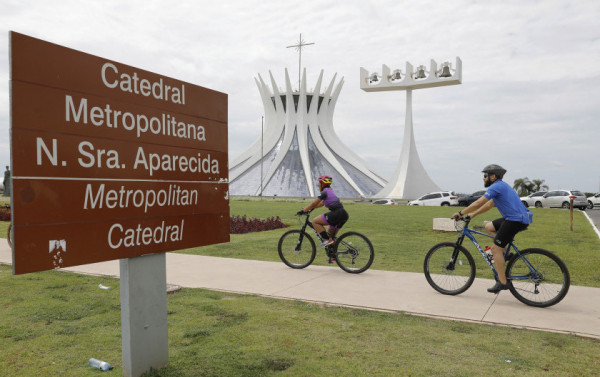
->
xmin=88 ymin=358 xmax=113 ymax=371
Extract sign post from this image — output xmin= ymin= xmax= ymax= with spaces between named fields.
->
xmin=10 ymin=32 xmax=229 ymax=376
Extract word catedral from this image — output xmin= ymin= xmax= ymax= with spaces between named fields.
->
xmin=108 ymin=220 xmax=184 ymax=249
xmin=101 ymin=62 xmax=185 ymax=104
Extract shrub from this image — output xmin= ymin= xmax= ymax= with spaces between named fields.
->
xmin=0 ymin=206 xmax=10 ymax=221
xmin=230 ymin=215 xmax=288 ymax=234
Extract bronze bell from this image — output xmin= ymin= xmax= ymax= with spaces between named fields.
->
xmin=439 ymin=65 xmax=452 ymax=78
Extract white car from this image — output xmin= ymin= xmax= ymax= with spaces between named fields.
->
xmin=408 ymin=192 xmax=458 ymax=206
xmin=372 ymin=199 xmax=397 ymax=205
xmin=587 ymin=193 xmax=600 ymax=209
xmin=520 ymin=191 xmax=547 ymax=208
xmin=535 ymin=190 xmax=587 ymax=210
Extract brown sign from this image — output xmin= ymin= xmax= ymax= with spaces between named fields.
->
xmin=10 ymin=32 xmax=229 ymax=274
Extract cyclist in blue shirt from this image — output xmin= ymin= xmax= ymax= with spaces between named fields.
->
xmin=297 ymin=175 xmax=349 ymax=247
xmin=452 ymin=164 xmax=533 ymax=293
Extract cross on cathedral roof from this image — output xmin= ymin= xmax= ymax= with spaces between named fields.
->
xmin=286 ymin=33 xmax=314 ymax=90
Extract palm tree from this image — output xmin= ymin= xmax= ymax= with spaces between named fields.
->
xmin=513 ymin=177 xmax=534 ymax=196
xmin=531 ymin=179 xmax=549 ymax=192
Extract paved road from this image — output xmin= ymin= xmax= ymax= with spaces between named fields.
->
xmin=585 ymin=208 xmax=600 ymax=229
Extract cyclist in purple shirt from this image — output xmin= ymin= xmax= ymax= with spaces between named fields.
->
xmin=452 ymin=164 xmax=533 ymax=293
xmin=297 ymin=175 xmax=349 ymax=247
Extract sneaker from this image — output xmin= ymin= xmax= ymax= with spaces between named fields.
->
xmin=328 ymin=257 xmax=336 ymax=264
xmin=320 ymin=239 xmax=335 ymax=247
xmin=487 ymin=281 xmax=510 ymax=294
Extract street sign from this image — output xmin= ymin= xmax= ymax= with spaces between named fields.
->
xmin=9 ymin=32 xmax=229 ymax=274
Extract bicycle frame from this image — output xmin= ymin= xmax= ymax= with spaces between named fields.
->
xmin=454 ymin=218 xmax=537 ymax=282
xmin=295 ymin=210 xmax=326 ymax=250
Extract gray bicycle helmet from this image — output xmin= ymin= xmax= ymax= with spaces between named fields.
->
xmin=482 ymin=164 xmax=507 ymax=179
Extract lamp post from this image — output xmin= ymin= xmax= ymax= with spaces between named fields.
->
xmin=360 ymin=57 xmax=462 ymax=199
xmin=260 ymin=115 xmax=264 ymax=200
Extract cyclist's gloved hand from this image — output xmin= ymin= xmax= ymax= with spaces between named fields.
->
xmin=296 ymin=210 xmax=305 ymax=216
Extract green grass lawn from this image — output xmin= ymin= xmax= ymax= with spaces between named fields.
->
xmin=1 ymin=198 xmax=599 ymax=376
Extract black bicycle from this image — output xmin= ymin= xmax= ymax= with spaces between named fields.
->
xmin=278 ymin=210 xmax=374 ymax=273
xmin=423 ymin=216 xmax=570 ymax=307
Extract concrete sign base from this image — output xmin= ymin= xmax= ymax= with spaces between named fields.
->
xmin=120 ymin=253 xmax=169 ymax=377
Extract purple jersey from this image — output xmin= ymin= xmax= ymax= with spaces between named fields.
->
xmin=318 ymin=187 xmax=343 ymax=210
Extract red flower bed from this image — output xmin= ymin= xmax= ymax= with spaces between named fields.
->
xmin=0 ymin=206 xmax=10 ymax=221
xmin=230 ymin=215 xmax=288 ymax=234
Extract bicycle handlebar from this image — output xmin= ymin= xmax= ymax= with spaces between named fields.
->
xmin=296 ymin=208 xmax=314 ymax=216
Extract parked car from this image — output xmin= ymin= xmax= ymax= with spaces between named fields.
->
xmin=587 ymin=193 xmax=600 ymax=209
xmin=534 ymin=190 xmax=587 ymax=210
xmin=408 ymin=191 xmax=458 ymax=206
xmin=372 ymin=199 xmax=397 ymax=205
xmin=520 ymin=191 xmax=548 ymax=208
xmin=457 ymin=190 xmax=486 ymax=207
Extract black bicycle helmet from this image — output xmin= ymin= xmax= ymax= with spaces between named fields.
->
xmin=482 ymin=164 xmax=507 ymax=179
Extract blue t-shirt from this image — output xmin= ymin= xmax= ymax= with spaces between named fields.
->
xmin=483 ymin=180 xmax=533 ymax=224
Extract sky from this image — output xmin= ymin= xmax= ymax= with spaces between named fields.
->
xmin=2 ymin=0 xmax=600 ymax=195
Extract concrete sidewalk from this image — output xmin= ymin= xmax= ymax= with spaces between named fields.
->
xmin=1 ymin=239 xmax=599 ymax=339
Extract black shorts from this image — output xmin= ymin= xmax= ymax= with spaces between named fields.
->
xmin=492 ymin=218 xmax=529 ymax=248
xmin=321 ymin=208 xmax=349 ymax=230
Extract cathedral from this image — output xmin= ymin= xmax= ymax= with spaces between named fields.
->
xmin=229 ymin=68 xmax=386 ymax=198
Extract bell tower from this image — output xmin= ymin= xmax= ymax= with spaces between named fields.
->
xmin=360 ymin=57 xmax=462 ymax=199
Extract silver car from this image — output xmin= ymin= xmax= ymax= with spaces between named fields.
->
xmin=537 ymin=190 xmax=587 ymax=210
xmin=520 ymin=191 xmax=547 ymax=208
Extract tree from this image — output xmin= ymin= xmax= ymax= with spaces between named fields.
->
xmin=531 ymin=179 xmax=549 ymax=192
xmin=513 ymin=177 xmax=534 ymax=196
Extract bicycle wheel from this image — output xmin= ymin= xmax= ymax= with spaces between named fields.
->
xmin=278 ymin=230 xmax=316 ymax=269
xmin=424 ymin=242 xmax=476 ymax=295
xmin=506 ymin=248 xmax=570 ymax=307
xmin=333 ymin=232 xmax=374 ymax=274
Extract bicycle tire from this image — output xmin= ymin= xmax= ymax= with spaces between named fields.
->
xmin=506 ymin=248 xmax=570 ymax=307
xmin=7 ymin=222 xmax=11 ymax=248
xmin=423 ymin=242 xmax=476 ymax=295
xmin=278 ymin=230 xmax=316 ymax=269
xmin=333 ymin=231 xmax=374 ymax=274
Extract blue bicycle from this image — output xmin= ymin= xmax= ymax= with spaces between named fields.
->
xmin=423 ymin=216 xmax=570 ymax=307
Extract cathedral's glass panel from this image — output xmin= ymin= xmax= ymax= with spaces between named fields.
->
xmin=308 ymin=130 xmax=358 ymax=198
xmin=261 ymin=130 xmax=310 ymax=197
xmin=229 ymin=131 xmax=284 ymax=195
xmin=319 ymin=129 xmax=385 ymax=197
